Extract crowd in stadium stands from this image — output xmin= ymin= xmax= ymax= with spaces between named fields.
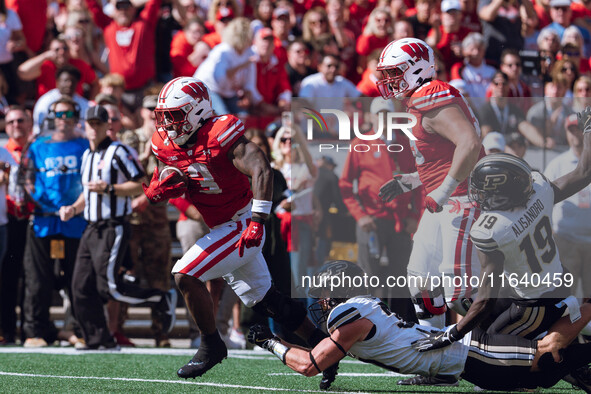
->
xmin=0 ymin=0 xmax=590 ymax=349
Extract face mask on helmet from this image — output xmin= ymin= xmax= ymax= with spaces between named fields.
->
xmin=155 ymin=77 xmax=214 ymax=146
xmin=308 ymin=297 xmax=343 ymax=328
xmin=376 ymin=38 xmax=435 ymax=100
xmin=306 ymin=260 xmax=369 ymax=328
xmin=468 ymin=154 xmax=534 ymax=211
xmin=155 ymin=104 xmax=197 ymax=145
xmin=376 ymin=63 xmax=410 ymax=99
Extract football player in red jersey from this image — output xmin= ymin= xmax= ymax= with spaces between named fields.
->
xmin=143 ymin=77 xmax=337 ymax=388
xmin=375 ymin=38 xmax=485 ymax=385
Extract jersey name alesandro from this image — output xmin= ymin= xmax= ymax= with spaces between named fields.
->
xmin=511 ymin=199 xmax=545 ymax=237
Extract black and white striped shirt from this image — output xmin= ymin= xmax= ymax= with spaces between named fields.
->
xmin=81 ymin=138 xmax=144 ymax=222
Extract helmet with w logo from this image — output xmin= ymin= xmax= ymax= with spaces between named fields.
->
xmin=155 ymin=77 xmax=214 ymax=145
xmin=376 ymin=38 xmax=435 ymax=99
xmin=469 ymin=153 xmax=534 ymax=211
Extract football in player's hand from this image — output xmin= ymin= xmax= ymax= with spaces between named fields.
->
xmin=158 ymin=166 xmax=188 ymax=186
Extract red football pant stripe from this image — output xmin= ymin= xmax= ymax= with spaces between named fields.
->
xmin=180 ymin=222 xmax=243 ymax=276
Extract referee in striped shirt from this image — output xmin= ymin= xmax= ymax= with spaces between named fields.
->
xmin=59 ymin=105 xmax=177 ymax=350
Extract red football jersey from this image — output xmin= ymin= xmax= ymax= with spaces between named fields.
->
xmin=151 ymin=115 xmax=253 ymax=228
xmin=406 ymin=80 xmax=485 ymax=196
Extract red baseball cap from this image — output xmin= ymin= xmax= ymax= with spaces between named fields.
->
xmin=216 ymin=7 xmax=234 ymax=21
xmin=257 ymin=27 xmax=274 ymax=39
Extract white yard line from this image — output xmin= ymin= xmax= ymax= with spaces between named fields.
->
xmin=0 ymin=371 xmax=369 ymax=393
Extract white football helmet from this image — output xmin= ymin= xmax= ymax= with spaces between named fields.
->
xmin=155 ymin=77 xmax=214 ymax=145
xmin=376 ymin=38 xmax=436 ymax=99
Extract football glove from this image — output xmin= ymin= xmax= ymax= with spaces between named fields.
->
xmin=424 ymin=175 xmax=460 ymax=213
xmin=142 ymin=166 xmax=187 ymax=203
xmin=236 ymin=217 xmax=265 ymax=257
xmin=578 ymin=106 xmax=591 ymax=134
xmin=247 ymin=324 xmax=277 ymax=350
xmin=411 ymin=325 xmax=463 ymax=352
xmin=378 ymin=172 xmax=422 ymax=203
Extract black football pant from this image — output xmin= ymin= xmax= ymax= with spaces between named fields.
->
xmin=22 ymin=226 xmax=80 ymax=343
xmin=71 ymin=220 xmax=163 ymax=347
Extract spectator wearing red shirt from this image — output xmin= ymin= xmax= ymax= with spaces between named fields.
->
xmin=17 ymin=37 xmax=97 ymax=99
xmin=202 ymin=7 xmax=234 ymax=48
xmin=6 ymin=0 xmax=46 ymax=53
xmin=460 ymin=0 xmax=482 ymax=32
xmin=355 ymin=7 xmax=393 ymax=57
xmin=253 ymin=28 xmax=291 ymax=115
xmin=534 ymin=0 xmax=553 ymax=29
xmin=85 ymin=0 xmax=160 ymax=111
xmin=356 ymin=49 xmax=381 ymax=97
xmin=269 ymin=7 xmax=292 ymax=66
xmin=325 ymin=0 xmax=358 ymax=82
xmin=427 ymin=0 xmax=471 ymax=72
xmin=572 ymin=0 xmax=591 ymax=33
xmin=170 ymin=17 xmax=208 ymax=78
xmin=348 ymin=0 xmax=377 ymax=36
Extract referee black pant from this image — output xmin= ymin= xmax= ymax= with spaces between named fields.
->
xmin=71 ymin=219 xmax=164 ymax=347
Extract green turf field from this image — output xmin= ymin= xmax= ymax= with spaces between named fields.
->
xmin=0 ymin=347 xmax=579 ymax=393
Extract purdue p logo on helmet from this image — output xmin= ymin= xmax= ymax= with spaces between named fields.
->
xmin=469 ymin=153 xmax=534 ymax=211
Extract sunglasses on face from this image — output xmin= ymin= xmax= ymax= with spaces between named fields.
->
xmin=78 ymin=19 xmax=91 ymax=24
xmin=309 ymin=18 xmax=327 ymax=25
xmin=116 ymin=2 xmax=132 ymax=10
xmin=280 ymin=137 xmax=291 ymax=143
xmin=562 ymin=67 xmax=576 ymax=72
xmin=109 ymin=117 xmax=121 ymax=122
xmin=55 ymin=110 xmax=76 ymax=119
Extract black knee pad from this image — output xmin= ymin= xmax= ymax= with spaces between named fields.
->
xmin=251 ymin=286 xmax=308 ymax=331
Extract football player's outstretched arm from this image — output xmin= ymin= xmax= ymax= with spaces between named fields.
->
xmin=229 ymin=136 xmax=273 ymax=220
xmin=455 ymin=249 xmax=504 ymax=336
xmin=412 ymin=249 xmax=504 ymax=352
xmin=248 ymin=318 xmax=373 ymax=377
xmin=551 ymin=107 xmax=591 ymax=203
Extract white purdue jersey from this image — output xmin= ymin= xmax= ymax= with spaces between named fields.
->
xmin=327 ymin=296 xmax=471 ymax=379
xmin=469 ymin=172 xmax=563 ymax=299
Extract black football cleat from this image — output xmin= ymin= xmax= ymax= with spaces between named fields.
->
xmin=319 ymin=362 xmax=339 ymax=390
xmin=177 ymin=339 xmax=228 ymax=379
